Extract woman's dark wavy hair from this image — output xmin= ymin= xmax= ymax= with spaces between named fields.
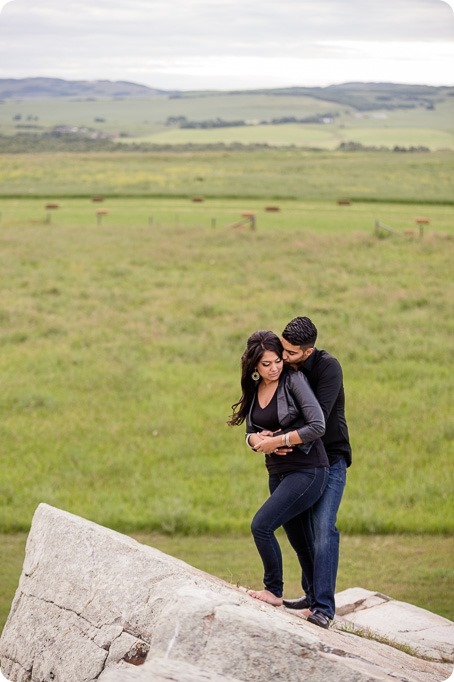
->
xmin=228 ymin=330 xmax=283 ymax=426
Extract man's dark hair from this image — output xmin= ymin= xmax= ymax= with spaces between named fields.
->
xmin=282 ymin=316 xmax=317 ymax=348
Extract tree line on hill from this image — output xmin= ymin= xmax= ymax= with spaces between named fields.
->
xmin=0 ymin=132 xmax=431 ymax=154
xmin=165 ymin=113 xmax=339 ymax=128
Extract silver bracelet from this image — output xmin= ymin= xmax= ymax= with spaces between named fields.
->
xmin=246 ymin=433 xmax=258 ymax=450
xmin=285 ymin=432 xmax=291 ymax=447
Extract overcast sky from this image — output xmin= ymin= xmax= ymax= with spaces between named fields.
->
xmin=0 ymin=0 xmax=453 ymax=90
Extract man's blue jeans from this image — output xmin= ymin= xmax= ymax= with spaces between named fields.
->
xmin=251 ymin=467 xmax=328 ymax=598
xmin=282 ymin=458 xmax=347 ymax=619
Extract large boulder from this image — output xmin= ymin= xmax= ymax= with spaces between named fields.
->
xmin=0 ymin=504 xmax=452 ymax=682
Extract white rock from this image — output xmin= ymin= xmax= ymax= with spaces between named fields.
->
xmin=0 ymin=504 xmax=452 ymax=682
xmin=335 ymin=587 xmax=454 ymax=661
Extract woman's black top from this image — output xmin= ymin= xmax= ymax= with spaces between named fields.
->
xmin=248 ymin=370 xmax=328 ymax=474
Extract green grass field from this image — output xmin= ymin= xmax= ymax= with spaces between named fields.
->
xmin=0 ymin=150 xmax=453 ymax=203
xmin=0 ymin=196 xmax=452 ymax=536
xmin=121 ymin=124 xmax=454 ymax=151
xmin=0 ymin=149 xmax=452 ymax=629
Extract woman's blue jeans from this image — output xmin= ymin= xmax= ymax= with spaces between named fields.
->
xmin=283 ymin=458 xmax=347 ymax=618
xmin=251 ymin=467 xmax=329 ymax=598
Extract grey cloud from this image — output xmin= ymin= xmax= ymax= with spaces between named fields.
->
xmin=1 ymin=0 xmax=452 ymax=43
xmin=0 ymin=0 xmax=452 ymax=86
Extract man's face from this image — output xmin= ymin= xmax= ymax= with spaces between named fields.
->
xmin=281 ymin=338 xmax=313 ymax=368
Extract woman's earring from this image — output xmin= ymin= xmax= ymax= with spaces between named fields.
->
xmin=251 ymin=370 xmax=260 ymax=381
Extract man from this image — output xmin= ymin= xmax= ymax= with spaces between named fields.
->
xmin=280 ymin=316 xmax=352 ymax=629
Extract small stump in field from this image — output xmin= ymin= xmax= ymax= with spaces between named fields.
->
xmin=265 ymin=205 xmax=280 ymax=212
xmin=45 ymin=203 xmax=59 ymax=223
xmin=241 ymin=212 xmax=256 ymax=231
xmin=337 ymin=199 xmax=351 ymax=206
xmin=192 ymin=195 xmax=204 ymax=203
xmin=229 ymin=212 xmax=256 ymax=231
xmin=415 ymin=217 xmax=430 ymax=238
xmin=96 ymin=208 xmax=109 ymax=226
xmin=92 ymin=195 xmax=104 ymax=202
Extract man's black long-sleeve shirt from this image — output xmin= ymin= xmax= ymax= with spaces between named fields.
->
xmin=298 ymin=348 xmax=352 ymax=467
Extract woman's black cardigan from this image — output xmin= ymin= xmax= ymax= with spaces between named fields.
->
xmin=246 ymin=369 xmax=329 ymax=472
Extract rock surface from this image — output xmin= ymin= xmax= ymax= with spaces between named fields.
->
xmin=0 ymin=504 xmax=452 ymax=682
xmin=335 ymin=587 xmax=454 ymax=662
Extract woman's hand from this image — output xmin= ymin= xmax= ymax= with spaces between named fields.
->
xmin=254 ymin=436 xmax=291 ymax=456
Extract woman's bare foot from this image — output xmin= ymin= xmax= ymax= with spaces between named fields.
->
xmin=247 ymin=589 xmax=283 ymax=606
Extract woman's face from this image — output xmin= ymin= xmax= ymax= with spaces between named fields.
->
xmin=256 ymin=350 xmax=283 ymax=382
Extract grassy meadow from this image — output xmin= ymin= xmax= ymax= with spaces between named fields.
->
xmin=124 ymin=124 xmax=454 ymax=151
xmin=0 ymin=194 xmax=452 ymax=535
xmin=1 ymin=149 xmax=453 ymax=203
xmin=0 ymin=148 xmax=453 ymax=629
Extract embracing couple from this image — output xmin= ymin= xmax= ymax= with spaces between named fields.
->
xmin=228 ymin=316 xmax=352 ymax=629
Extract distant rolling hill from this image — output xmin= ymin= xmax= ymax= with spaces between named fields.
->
xmin=1 ymin=78 xmax=453 ymax=151
xmin=1 ymin=78 xmax=453 ymax=111
xmin=0 ymin=77 xmax=171 ymax=99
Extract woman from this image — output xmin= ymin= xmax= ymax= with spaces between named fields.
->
xmin=228 ymin=330 xmax=329 ymax=606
